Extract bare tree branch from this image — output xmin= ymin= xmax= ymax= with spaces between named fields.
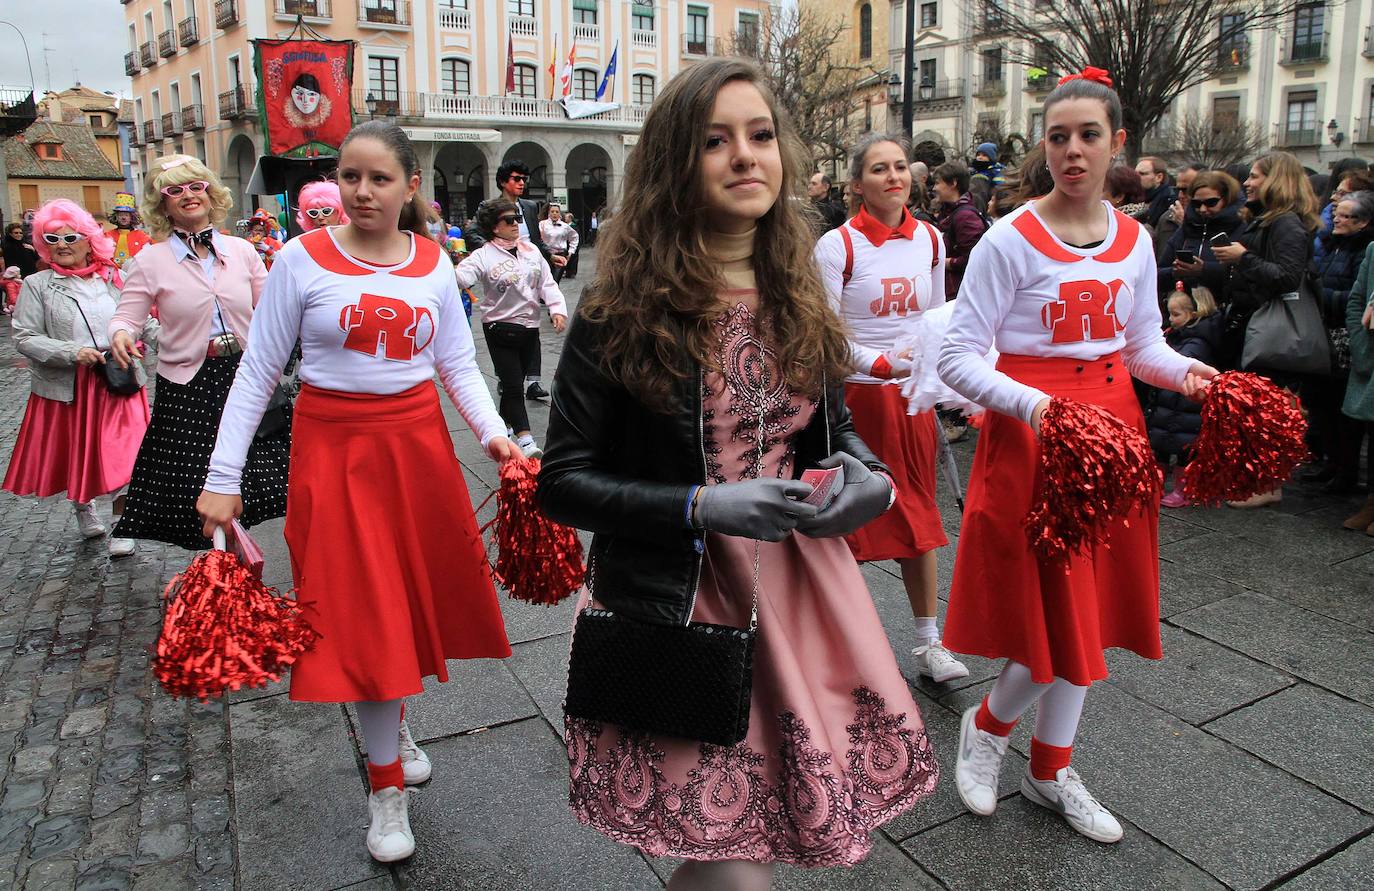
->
xmin=1148 ymin=109 xmax=1268 ymax=168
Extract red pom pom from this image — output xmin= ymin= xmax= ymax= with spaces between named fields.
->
xmin=1024 ymin=397 xmax=1162 ymax=562
xmin=1182 ymin=372 xmax=1308 ymax=505
xmin=481 ymin=458 xmax=585 ymax=605
xmin=154 ymin=550 xmax=320 ymax=701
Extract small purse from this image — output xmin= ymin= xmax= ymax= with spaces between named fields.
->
xmin=68 ymin=291 xmax=142 ymax=396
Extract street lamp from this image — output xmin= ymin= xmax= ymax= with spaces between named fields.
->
xmin=919 ymin=81 xmax=934 ymax=102
xmin=365 ymin=92 xmax=378 ymax=119
xmin=1328 ymin=118 xmax=1345 ymax=149
xmin=887 ymin=72 xmax=901 ymax=107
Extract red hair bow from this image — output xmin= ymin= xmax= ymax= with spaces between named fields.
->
xmin=1058 ymin=66 xmax=1114 ymax=88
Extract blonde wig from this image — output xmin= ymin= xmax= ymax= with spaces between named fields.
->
xmin=140 ymin=154 xmax=235 ymax=240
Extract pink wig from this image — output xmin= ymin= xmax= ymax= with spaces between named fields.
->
xmin=296 ymin=181 xmax=349 ymax=231
xmin=32 ymin=199 xmax=115 ymax=267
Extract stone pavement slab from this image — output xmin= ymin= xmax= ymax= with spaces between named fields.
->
xmin=229 ymin=695 xmax=385 ymax=891
xmin=1207 ymin=684 xmax=1374 ymax=811
xmin=1156 ymin=558 xmax=1250 ymax=619
xmin=396 ymin=719 xmax=661 ymax=890
xmin=505 ymin=633 xmax=571 ymax=730
xmin=1172 ymin=591 xmax=1374 ymax=705
xmin=1274 ymin=833 xmax=1374 ymax=889
xmin=902 ymin=798 xmax=1227 ymax=891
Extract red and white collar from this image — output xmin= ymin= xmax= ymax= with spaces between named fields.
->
xmin=1010 ymin=201 xmax=1140 ymax=264
xmin=850 ymin=205 xmax=918 ymax=247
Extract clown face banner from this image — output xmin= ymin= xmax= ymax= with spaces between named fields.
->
xmin=253 ymin=37 xmax=354 ymax=158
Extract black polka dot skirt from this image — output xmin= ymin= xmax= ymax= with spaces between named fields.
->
xmin=114 ymin=354 xmax=290 ymax=550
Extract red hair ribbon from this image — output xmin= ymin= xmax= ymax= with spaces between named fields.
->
xmin=1058 ymin=66 xmax=1114 ymax=88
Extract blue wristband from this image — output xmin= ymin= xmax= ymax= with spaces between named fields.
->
xmin=684 ymin=484 xmax=701 ymax=529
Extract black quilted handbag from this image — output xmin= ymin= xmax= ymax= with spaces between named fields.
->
xmin=564 ymin=596 xmax=756 ymax=747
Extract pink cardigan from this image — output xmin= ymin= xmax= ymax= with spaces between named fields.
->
xmin=110 ymin=236 xmax=267 ymax=384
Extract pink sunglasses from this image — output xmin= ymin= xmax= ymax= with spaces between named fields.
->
xmin=161 ymin=180 xmax=210 ymax=198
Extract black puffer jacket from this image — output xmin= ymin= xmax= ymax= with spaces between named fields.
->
xmin=1314 ymin=227 xmax=1374 ymax=325
xmin=1228 ymin=206 xmax=1313 ymax=316
xmin=1158 ymin=203 xmax=1245 ymax=297
xmin=1148 ymin=313 xmax=1223 ymax=458
xmin=537 ymin=314 xmax=887 ymax=627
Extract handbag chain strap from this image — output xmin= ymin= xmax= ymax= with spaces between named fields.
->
xmin=55 ymin=278 xmax=102 ymax=351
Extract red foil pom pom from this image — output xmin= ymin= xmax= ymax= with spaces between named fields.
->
xmin=1024 ymin=397 xmax=1163 ymax=563
xmin=154 ymin=550 xmax=320 ymax=701
xmin=481 ymin=458 xmax=585 ymax=605
xmin=1182 ymin=372 xmax=1308 ymax=505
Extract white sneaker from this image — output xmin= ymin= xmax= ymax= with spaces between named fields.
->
xmin=73 ymin=503 xmax=106 ymax=539
xmin=366 ymin=787 xmax=416 ymax=862
xmin=108 ymin=537 xmax=136 ymax=558
xmin=398 ymin=719 xmax=432 ymax=785
xmin=1021 ymin=766 xmax=1124 ymax=843
xmin=520 ymin=439 xmax=543 ymax=460
xmin=955 ymin=705 xmax=1008 ymax=816
xmin=911 ymin=640 xmax=970 ymax=683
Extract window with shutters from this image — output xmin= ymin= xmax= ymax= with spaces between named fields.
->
xmin=441 ymin=59 xmax=470 ymax=95
xmin=920 ymin=2 xmax=937 ymax=29
xmin=573 ymin=0 xmax=596 ymax=26
xmin=514 ymin=63 xmax=537 ymax=98
xmin=632 ymin=73 xmax=655 ymax=105
xmin=575 ymin=69 xmax=597 ymax=100
xmin=859 ymin=4 xmax=872 ymax=59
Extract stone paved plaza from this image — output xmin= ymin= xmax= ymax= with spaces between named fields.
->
xmin=1 ymin=251 xmax=1372 ymax=890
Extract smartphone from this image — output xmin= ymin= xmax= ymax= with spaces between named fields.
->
xmin=1176 ymin=249 xmax=1196 ymax=264
xmin=1209 ymin=232 xmax=1232 ymax=248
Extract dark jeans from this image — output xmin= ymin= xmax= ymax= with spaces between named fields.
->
xmin=482 ymin=321 xmax=541 ymax=434
xmin=550 ymin=249 xmax=569 ymax=283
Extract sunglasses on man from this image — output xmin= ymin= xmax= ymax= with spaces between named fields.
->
xmin=1189 ymin=197 xmax=1223 ymax=210
xmin=160 ymin=181 xmax=211 ymax=198
xmin=42 ymin=232 xmax=88 ymax=245
xmin=508 ymin=174 xmax=529 ymax=183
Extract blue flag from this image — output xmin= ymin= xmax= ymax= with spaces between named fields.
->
xmin=596 ymin=42 xmax=619 ymax=101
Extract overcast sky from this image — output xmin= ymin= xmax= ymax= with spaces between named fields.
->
xmin=0 ymin=4 xmax=132 ymax=100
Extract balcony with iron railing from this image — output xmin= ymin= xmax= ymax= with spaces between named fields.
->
xmin=683 ymin=34 xmax=717 ymax=56
xmin=142 ymin=119 xmax=162 ymax=143
xmin=124 ymin=52 xmax=140 ymax=77
xmin=914 ymin=78 xmax=965 ymax=104
xmin=509 ymin=14 xmax=537 ymax=37
xmin=351 ymin=89 xmax=650 ymax=127
xmin=438 ymin=5 xmax=470 ymax=30
xmin=1217 ymin=41 xmax=1249 ymax=72
xmin=161 ymin=111 xmax=183 ymax=136
xmin=158 ymin=29 xmax=177 ymax=58
xmin=218 ymin=86 xmax=253 ymax=120
xmin=359 ymin=1 xmax=411 ymax=27
xmin=178 ymin=16 xmax=200 ymax=47
xmin=215 ymin=0 xmax=241 ymax=29
xmin=1280 ymin=31 xmax=1329 ymax=65
xmin=1023 ymin=70 xmax=1055 ymax=92
xmin=139 ymin=41 xmax=156 ymax=68
xmin=275 ymin=0 xmax=332 ymax=19
xmin=1278 ymin=126 xmax=1319 ymax=147
xmin=573 ymin=22 xmax=600 ymax=44
xmin=973 ymin=74 xmax=1006 ymax=98
xmin=632 ymin=28 xmax=657 ymax=48
xmin=182 ymin=104 xmax=205 ymax=130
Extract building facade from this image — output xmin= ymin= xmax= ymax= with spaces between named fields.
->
xmin=828 ymin=0 xmax=1374 ymax=172
xmin=122 ymin=0 xmax=776 ymax=224
xmin=5 ymin=86 xmax=129 ymax=219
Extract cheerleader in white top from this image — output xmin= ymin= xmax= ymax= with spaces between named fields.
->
xmin=814 ymin=133 xmax=967 ymax=686
xmin=196 ymin=122 xmax=520 ymax=864
xmin=937 ymin=70 xmax=1216 ymax=843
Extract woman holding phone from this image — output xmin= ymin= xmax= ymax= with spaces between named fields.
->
xmin=1158 ymin=170 xmax=1244 ymax=297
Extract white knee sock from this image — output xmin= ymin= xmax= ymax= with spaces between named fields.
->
xmin=985 ymin=660 xmax=1052 ymax=725
xmin=1032 ymin=678 xmax=1088 ymax=748
xmin=355 ymin=699 xmax=404 ymax=766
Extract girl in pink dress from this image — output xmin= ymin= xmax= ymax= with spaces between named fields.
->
xmin=538 ymin=59 xmax=937 ymax=889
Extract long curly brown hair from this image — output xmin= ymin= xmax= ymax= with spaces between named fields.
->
xmin=578 ymin=59 xmax=850 ymax=410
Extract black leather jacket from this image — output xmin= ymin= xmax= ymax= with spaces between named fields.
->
xmin=537 ymin=314 xmax=887 ymax=627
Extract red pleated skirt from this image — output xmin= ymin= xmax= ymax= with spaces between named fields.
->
xmin=943 ymin=353 xmax=1161 ymax=686
xmin=3 ymin=366 xmax=149 ymax=505
xmin=843 ymin=382 xmax=948 ymax=560
xmin=283 ymin=381 xmax=511 ymax=703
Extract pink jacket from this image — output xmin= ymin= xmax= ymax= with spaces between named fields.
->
xmin=110 ymin=235 xmax=267 ymax=384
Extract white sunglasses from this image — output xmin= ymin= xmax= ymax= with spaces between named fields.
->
xmin=42 ymin=233 xmax=87 ymax=245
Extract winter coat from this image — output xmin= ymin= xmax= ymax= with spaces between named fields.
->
xmin=934 ymin=193 xmax=987 ymax=298
xmin=1227 ymin=207 xmax=1314 ymax=316
xmin=1314 ymin=228 xmax=1374 ymax=325
xmin=1341 ymin=241 xmax=1374 ymax=421
xmin=2 ymin=234 xmax=38 ymax=278
xmin=1148 ymin=313 xmax=1223 ymax=458
xmin=1158 ymin=203 xmax=1246 ymax=297
xmin=1139 ymin=184 xmax=1177 ymax=229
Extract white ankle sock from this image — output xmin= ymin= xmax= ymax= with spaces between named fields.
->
xmin=914 ymin=616 xmax=939 ymax=643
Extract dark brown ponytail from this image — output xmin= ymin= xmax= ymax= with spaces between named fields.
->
xmin=341 ymin=120 xmax=431 ymax=239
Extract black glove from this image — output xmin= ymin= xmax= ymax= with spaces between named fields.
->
xmin=694 ymin=478 xmax=819 ymax=542
xmin=795 ymin=452 xmax=892 ymax=538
